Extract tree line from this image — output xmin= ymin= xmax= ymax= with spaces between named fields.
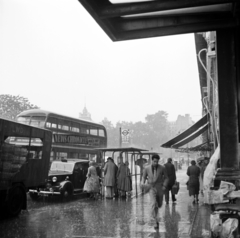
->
xmin=100 ymin=110 xmax=172 ymax=151
xmin=0 ymin=94 xmax=195 ymax=155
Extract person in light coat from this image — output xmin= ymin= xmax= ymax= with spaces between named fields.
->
xmin=141 ymin=154 xmax=169 ymax=230
xmin=103 ymin=157 xmax=117 ymax=199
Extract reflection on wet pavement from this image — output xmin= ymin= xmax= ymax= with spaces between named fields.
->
xmin=0 ymin=167 xmax=211 ymax=238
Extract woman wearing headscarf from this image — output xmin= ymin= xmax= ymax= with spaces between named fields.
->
xmin=83 ymin=161 xmax=100 ymax=199
xmin=117 ymin=161 xmax=132 ymax=198
xmin=187 ymin=160 xmax=201 ymax=204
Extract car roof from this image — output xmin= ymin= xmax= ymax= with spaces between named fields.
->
xmin=52 ymin=159 xmax=89 ymax=164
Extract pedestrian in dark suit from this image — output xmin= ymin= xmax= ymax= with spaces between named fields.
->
xmin=164 ymin=158 xmax=177 ymax=204
xmin=141 ymin=154 xmax=169 ymax=230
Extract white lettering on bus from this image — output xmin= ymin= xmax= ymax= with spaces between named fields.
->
xmin=53 ymin=134 xmax=97 ymax=145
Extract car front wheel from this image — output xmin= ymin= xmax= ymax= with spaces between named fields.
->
xmin=60 ymin=185 xmax=73 ymax=199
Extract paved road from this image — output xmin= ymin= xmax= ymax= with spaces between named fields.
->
xmin=0 ymin=166 xmax=211 ymax=238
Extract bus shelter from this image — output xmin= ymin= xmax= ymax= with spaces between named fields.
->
xmin=99 ymin=147 xmax=147 ymax=197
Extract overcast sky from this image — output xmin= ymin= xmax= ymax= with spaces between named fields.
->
xmin=0 ymin=0 xmax=202 ymax=124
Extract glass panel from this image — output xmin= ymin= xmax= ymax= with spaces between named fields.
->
xmin=79 ymin=153 xmax=88 ymax=159
xmin=81 ymin=126 xmax=89 ymax=134
xmin=90 ymin=128 xmax=98 ymax=136
xmin=46 ymin=122 xmax=51 ymax=128
xmin=89 ymin=154 xmax=97 ymax=162
xmin=69 ymin=152 xmax=78 ymax=158
xmin=71 ymin=127 xmax=80 ymax=132
xmin=51 ymin=123 xmax=57 ymax=128
xmin=17 ymin=116 xmax=31 ymax=125
xmin=30 ymin=116 xmax=46 ymax=128
xmin=50 ymin=162 xmax=74 ymax=172
xmin=99 ymin=129 xmax=105 ymax=137
xmin=62 ymin=125 xmax=69 ymax=131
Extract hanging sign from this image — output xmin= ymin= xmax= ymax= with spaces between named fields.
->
xmin=121 ymin=129 xmax=130 ymax=143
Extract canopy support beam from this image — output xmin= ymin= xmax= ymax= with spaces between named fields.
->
xmin=215 ymin=27 xmax=240 ymax=182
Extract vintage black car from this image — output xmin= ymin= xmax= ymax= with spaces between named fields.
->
xmin=29 ymin=159 xmax=89 ymax=199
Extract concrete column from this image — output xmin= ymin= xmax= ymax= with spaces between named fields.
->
xmin=216 ymin=28 xmax=239 ymax=171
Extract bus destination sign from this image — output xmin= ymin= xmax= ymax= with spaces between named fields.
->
xmin=53 ymin=134 xmax=100 ymax=146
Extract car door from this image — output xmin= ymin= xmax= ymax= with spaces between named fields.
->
xmin=73 ymin=163 xmax=82 ymax=189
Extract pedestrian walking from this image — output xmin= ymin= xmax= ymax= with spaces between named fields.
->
xmin=141 ymin=154 xmax=169 ymax=230
xmin=83 ymin=161 xmax=100 ymax=199
xmin=187 ymin=160 xmax=201 ymax=204
xmin=103 ymin=157 xmax=117 ymax=199
xmin=164 ymin=158 xmax=177 ymax=204
xmin=117 ymin=161 xmax=132 ymax=198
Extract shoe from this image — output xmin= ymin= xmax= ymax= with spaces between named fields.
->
xmin=196 ymin=199 xmax=199 ymax=203
xmin=154 ymin=222 xmax=159 ymax=229
xmin=193 ymin=200 xmax=196 ymax=204
xmin=166 ymin=202 xmax=169 ymax=205
xmin=172 ymin=199 xmax=177 ymax=203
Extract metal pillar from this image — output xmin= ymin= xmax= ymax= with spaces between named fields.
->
xmin=215 ymin=28 xmax=240 ymax=182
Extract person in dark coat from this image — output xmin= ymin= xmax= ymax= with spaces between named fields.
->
xmin=187 ymin=160 xmax=201 ymax=204
xmin=164 ymin=158 xmax=177 ymax=204
xmin=103 ymin=157 xmax=117 ymax=199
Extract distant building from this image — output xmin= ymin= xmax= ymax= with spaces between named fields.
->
xmin=175 ymin=114 xmax=193 ymax=134
xmin=79 ymin=106 xmax=92 ymax=121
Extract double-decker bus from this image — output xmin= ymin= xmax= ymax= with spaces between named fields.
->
xmin=16 ymin=109 xmax=107 ymax=163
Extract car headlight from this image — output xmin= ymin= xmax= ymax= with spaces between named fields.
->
xmin=52 ymin=177 xmax=57 ymax=182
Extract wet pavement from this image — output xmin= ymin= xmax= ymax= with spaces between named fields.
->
xmin=0 ymin=166 xmax=212 ymax=238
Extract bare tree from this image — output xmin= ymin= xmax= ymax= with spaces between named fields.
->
xmin=0 ymin=94 xmax=39 ymax=121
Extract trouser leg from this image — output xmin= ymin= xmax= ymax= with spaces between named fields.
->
xmin=165 ymin=189 xmax=170 ymax=202
xmin=149 ymin=189 xmax=158 ymax=221
xmin=171 ymin=192 xmax=176 ymax=201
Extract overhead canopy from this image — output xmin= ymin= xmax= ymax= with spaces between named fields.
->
xmin=161 ymin=113 xmax=209 ymax=149
xmin=98 ymin=147 xmax=148 ymax=152
xmin=77 ymin=0 xmax=239 ymax=41
xmin=175 ymin=142 xmax=211 ymax=153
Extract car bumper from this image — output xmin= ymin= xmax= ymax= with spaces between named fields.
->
xmin=29 ymin=189 xmax=61 ymax=195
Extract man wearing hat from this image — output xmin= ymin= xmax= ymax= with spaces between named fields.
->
xmin=164 ymin=158 xmax=177 ymax=204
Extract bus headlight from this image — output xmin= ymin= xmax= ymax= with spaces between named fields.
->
xmin=52 ymin=177 xmax=57 ymax=182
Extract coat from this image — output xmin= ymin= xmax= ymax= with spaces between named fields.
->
xmin=164 ymin=162 xmax=176 ymax=189
xmin=103 ymin=160 xmax=117 ymax=187
xmin=187 ymin=165 xmax=200 ymax=196
xmin=117 ymin=164 xmax=131 ymax=192
xmin=142 ymin=164 xmax=169 ymax=191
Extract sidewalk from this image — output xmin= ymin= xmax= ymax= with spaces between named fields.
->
xmin=124 ymin=166 xmax=212 ymax=238
xmin=71 ymin=166 xmax=212 ymax=238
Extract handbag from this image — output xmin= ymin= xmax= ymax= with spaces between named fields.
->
xmin=141 ymin=182 xmax=151 ymax=194
xmin=171 ymin=181 xmax=180 ymax=195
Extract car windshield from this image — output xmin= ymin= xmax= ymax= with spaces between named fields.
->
xmin=50 ymin=162 xmax=74 ymax=172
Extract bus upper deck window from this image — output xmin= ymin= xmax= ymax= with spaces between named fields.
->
xmin=99 ymin=129 xmax=105 ymax=137
xmin=30 ymin=116 xmax=46 ymax=128
xmin=51 ymin=123 xmax=57 ymax=128
xmin=62 ymin=125 xmax=69 ymax=131
xmin=90 ymin=128 xmax=98 ymax=136
xmin=81 ymin=127 xmax=89 ymax=134
xmin=17 ymin=116 xmax=30 ymax=125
